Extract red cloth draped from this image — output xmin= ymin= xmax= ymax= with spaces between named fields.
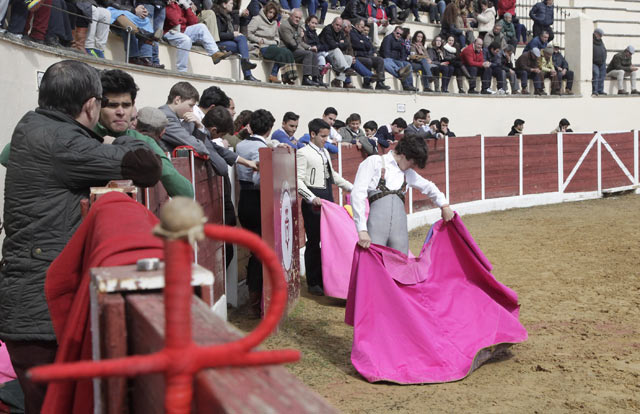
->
xmin=42 ymin=192 xmax=164 ymax=413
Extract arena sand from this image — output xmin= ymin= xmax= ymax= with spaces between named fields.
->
xmin=229 ymin=194 xmax=640 ymax=413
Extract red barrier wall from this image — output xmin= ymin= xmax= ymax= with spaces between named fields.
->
xmin=522 ymin=134 xmax=559 ymax=194
xmin=484 ymin=136 xmax=520 ymax=199
xmin=601 ymin=132 xmax=635 ymax=189
xmin=563 ymin=133 xmax=598 ymax=193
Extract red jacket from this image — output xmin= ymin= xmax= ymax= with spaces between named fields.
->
xmin=164 ymin=3 xmax=199 ymax=34
xmin=498 ymin=0 xmax=516 ymax=16
xmin=461 ymin=44 xmax=485 ymax=67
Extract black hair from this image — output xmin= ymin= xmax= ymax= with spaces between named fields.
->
xmin=489 ymin=41 xmax=501 ymax=51
xmin=323 ymin=106 xmax=338 ymax=116
xmin=167 ymin=82 xmax=199 ymax=104
xmin=429 ymin=120 xmax=440 ymax=127
xmin=440 ymin=117 xmax=449 ymax=124
xmin=334 ymin=119 xmax=346 ymax=129
xmin=411 ymin=30 xmax=427 ymax=46
xmin=199 ymin=86 xmax=230 ymax=108
xmin=100 ymin=69 xmax=138 ymax=102
xmin=305 ymin=14 xmax=318 ymax=24
xmin=234 ymin=110 xmax=253 ymax=133
xmin=395 ymin=133 xmax=428 ymax=169
xmin=559 ymin=118 xmax=570 ymax=126
xmin=283 ymin=111 xmax=299 ymax=123
xmin=514 ymin=118 xmax=525 ymax=126
xmin=38 ymin=60 xmax=102 ymax=118
xmin=392 ymin=117 xmax=408 ymax=128
xmin=413 ymin=109 xmax=429 ymax=120
xmin=249 ymin=109 xmax=276 ymax=136
xmin=308 ymin=118 xmax=331 ymax=134
xmin=363 ymin=120 xmax=378 ymax=131
xmin=202 ymin=106 xmax=234 ymax=135
xmin=346 ymin=113 xmax=361 ymax=123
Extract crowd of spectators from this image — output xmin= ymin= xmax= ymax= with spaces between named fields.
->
xmin=0 ymin=0 xmax=638 ymax=94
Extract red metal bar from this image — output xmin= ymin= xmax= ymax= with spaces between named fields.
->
xmin=29 ymin=220 xmax=300 ymax=414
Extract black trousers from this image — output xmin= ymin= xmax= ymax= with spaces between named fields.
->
xmin=223 ymin=174 xmax=236 ymax=268
xmin=301 ymin=182 xmax=333 ymax=288
xmin=238 ymin=188 xmax=262 ymax=294
xmin=3 ymin=339 xmax=58 ymax=414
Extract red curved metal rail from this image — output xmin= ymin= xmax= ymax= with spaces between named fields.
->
xmin=29 ymin=223 xmax=300 ymax=414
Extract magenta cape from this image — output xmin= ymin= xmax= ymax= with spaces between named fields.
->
xmin=320 ymin=200 xmax=359 ymax=299
xmin=344 ymin=214 xmax=528 ymax=384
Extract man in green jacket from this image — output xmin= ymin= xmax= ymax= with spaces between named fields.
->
xmin=95 ymin=69 xmax=194 ymax=197
xmin=606 ymin=45 xmax=640 ymax=95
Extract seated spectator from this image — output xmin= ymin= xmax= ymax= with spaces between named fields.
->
xmin=502 ymin=44 xmax=519 ymax=94
xmin=523 ymin=30 xmax=549 ymax=53
xmin=515 ymin=47 xmax=542 ymax=95
xmin=442 ymin=35 xmax=469 ymax=93
xmin=163 ymin=0 xmax=232 ymax=72
xmin=410 ymin=30 xmax=436 ymax=92
xmin=539 ymin=45 xmax=559 ymax=95
xmin=425 ymin=120 xmax=443 ymax=139
xmin=529 ymin=0 xmax=554 ymax=42
xmin=280 ymin=8 xmax=323 ymax=86
xmin=507 ymin=118 xmax=524 ymax=136
xmin=136 ymin=0 xmax=167 ymax=66
xmin=484 ymin=22 xmax=507 ymax=51
xmin=81 ymin=4 xmax=111 ymax=58
xmin=239 ymin=0 xmax=268 ymax=33
xmin=551 ymin=45 xmax=574 ymax=95
xmin=426 ymin=36 xmax=454 ymax=93
xmin=375 ymin=117 xmax=407 ymax=147
xmin=389 ymin=0 xmax=416 ymax=24
xmin=247 ymin=2 xmax=297 ymax=84
xmin=607 ymin=45 xmax=639 ymax=95
xmin=592 ymin=28 xmax=607 ymax=96
xmin=272 ymin=111 xmax=300 ymax=147
xmin=319 ymin=17 xmax=356 ymax=88
xmin=304 ymin=15 xmax=331 ymax=72
xmin=418 ymin=0 xmax=442 ymax=24
xmin=280 ymin=0 xmax=301 ymax=10
xmin=440 ymin=2 xmax=470 ymax=47
xmin=107 ymin=0 xmax=164 ymax=67
xmin=342 ymin=19 xmax=379 ymax=89
xmin=404 ymin=108 xmax=430 ymax=139
xmin=439 ymin=116 xmax=456 ymax=137
xmin=192 ymin=85 xmax=235 ymax=147
xmin=213 ymin=0 xmax=260 ymax=81
xmin=367 ymin=0 xmax=391 ymax=46
xmin=339 ymin=113 xmax=375 ymax=154
xmin=498 ymin=12 xmax=517 ymax=48
xmin=475 ymin=0 xmax=495 ymax=39
xmin=341 ymin=0 xmax=369 ymax=26
xmin=304 ymin=0 xmax=329 ymax=25
xmin=363 ymin=120 xmax=383 ymax=150
xmin=482 ymin=41 xmax=506 ymax=94
xmin=160 ymin=81 xmax=210 ymax=155
xmin=551 ymin=118 xmax=572 ymax=133
xmin=461 ymin=37 xmax=491 ymax=94
xmin=350 ymin=18 xmax=390 ymax=90
xmin=380 ymin=26 xmax=417 ymax=91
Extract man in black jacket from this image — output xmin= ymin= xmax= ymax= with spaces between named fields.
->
xmin=0 ymin=60 xmax=161 ymax=414
xmin=551 ymin=45 xmax=574 ymax=95
xmin=319 ymin=17 xmax=356 ymax=88
xmin=379 ymin=26 xmax=417 ymax=91
xmin=351 ymin=18 xmax=390 ymax=90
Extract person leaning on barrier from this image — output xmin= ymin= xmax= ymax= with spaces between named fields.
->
xmin=93 ymin=69 xmax=194 ymax=198
xmin=550 ymin=118 xmax=572 ymax=134
xmin=0 ymin=60 xmax=161 ymax=414
xmin=235 ymin=109 xmax=276 ymax=318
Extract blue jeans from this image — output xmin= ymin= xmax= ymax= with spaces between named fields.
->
xmin=164 ymin=23 xmax=220 ymax=72
xmin=116 ymin=28 xmax=152 ymax=59
xmin=437 ymin=0 xmax=445 ymax=18
xmin=280 ymin=0 xmax=301 ymax=10
xmin=218 ymin=35 xmax=252 ymax=76
xmin=592 ymin=63 xmax=606 ymax=94
xmin=383 ymin=58 xmax=414 ymax=87
xmin=304 ymin=0 xmax=328 ymax=22
xmin=353 ymin=58 xmax=373 ymax=81
xmin=143 ymin=4 xmax=166 ymax=65
xmin=519 ymin=69 xmax=542 ymax=90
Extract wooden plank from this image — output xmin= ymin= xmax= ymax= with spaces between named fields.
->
xmin=98 ymin=294 xmax=128 ymax=414
xmin=126 ymin=294 xmax=337 ymax=414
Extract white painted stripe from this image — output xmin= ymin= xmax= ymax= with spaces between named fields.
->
xmin=409 ymin=188 xmax=413 ymax=214
xmin=599 ymin=136 xmax=635 ymax=184
xmin=634 ymin=130 xmax=639 ymax=185
xmin=597 ymin=132 xmax=602 ymax=196
xmin=562 ymin=133 xmax=599 ymax=192
xmin=557 ymin=133 xmax=564 ymax=193
xmin=190 ymin=150 xmax=198 ymax=264
xmin=481 ymin=134 xmax=485 ymax=200
xmin=338 ymin=143 xmax=343 ymax=206
xmin=519 ymin=134 xmax=523 ymax=196
xmin=445 ymin=135 xmax=450 ymax=200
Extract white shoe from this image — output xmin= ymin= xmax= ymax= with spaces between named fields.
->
xmin=0 ymin=28 xmax=6 ymax=34
xmin=486 ymin=88 xmax=497 ymax=94
xmin=6 ymin=32 xmax=22 ymax=40
xmin=497 ymin=88 xmax=507 ymax=95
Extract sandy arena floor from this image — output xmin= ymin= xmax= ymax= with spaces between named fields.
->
xmin=230 ymin=194 xmax=640 ymax=413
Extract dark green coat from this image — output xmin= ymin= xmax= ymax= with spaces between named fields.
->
xmin=0 ymin=108 xmax=157 ymax=341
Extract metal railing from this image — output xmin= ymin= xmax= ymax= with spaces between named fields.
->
xmin=515 ymin=0 xmax=569 ymax=48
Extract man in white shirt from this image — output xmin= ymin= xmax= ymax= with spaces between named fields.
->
xmin=351 ymin=133 xmax=454 ymax=255
xmin=297 ymin=119 xmax=353 ymax=296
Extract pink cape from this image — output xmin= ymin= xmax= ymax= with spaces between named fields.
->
xmin=320 ymin=200 xmax=359 ymax=299
xmin=344 ymin=214 xmax=528 ymax=384
xmin=0 ymin=340 xmax=16 ymax=384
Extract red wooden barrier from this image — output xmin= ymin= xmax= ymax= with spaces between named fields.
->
xmin=601 ymin=132 xmax=635 ymax=189
xmin=259 ymin=147 xmax=300 ymax=319
xmin=484 ymin=136 xmax=520 ymax=199
xmin=448 ymin=135 xmax=482 ymax=204
xmin=562 ymin=133 xmax=598 ymax=193
xmin=522 ymin=134 xmax=559 ymax=194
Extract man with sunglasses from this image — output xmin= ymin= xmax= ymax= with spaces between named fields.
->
xmin=0 ymin=60 xmax=161 ymax=414
xmin=94 ymin=69 xmax=194 ymax=198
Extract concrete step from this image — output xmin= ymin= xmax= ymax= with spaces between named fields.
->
xmin=600 ymin=33 xmax=640 ymax=50
xmin=594 ymin=19 xmax=640 ymax=34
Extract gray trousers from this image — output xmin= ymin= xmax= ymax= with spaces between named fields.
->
xmin=367 ymin=191 xmax=409 ymax=255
